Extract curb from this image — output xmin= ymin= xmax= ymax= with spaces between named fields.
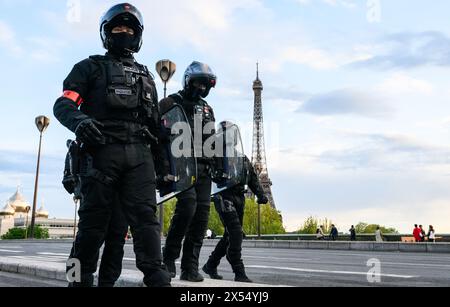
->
xmin=0 ymin=257 xmax=278 ymax=288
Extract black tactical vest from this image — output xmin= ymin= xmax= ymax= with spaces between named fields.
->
xmin=169 ymin=92 xmax=215 ymax=140
xmin=80 ymin=54 xmax=158 ymax=125
xmin=168 ymin=92 xmax=216 ymax=160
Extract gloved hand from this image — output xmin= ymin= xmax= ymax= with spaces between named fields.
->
xmin=75 ymin=118 xmax=105 ymax=145
xmin=257 ymin=195 xmax=269 ymax=205
xmin=157 ymin=174 xmax=178 ymax=196
xmin=212 ymin=169 xmax=228 ymax=187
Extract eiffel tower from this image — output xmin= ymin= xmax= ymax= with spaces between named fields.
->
xmin=249 ymin=64 xmax=276 ymax=209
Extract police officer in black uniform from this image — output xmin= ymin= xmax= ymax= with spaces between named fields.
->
xmin=202 ymin=151 xmax=268 ymax=283
xmin=160 ymin=62 xmax=217 ymax=282
xmin=63 ymin=143 xmax=128 ymax=287
xmin=53 ymin=3 xmax=171 ymax=287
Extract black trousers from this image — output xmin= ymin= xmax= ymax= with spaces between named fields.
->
xmin=96 ymin=198 xmax=128 ymax=287
xmin=163 ymin=163 xmax=212 ymax=273
xmin=207 ymin=193 xmax=245 ymax=270
xmin=68 ymin=143 xmax=165 ymax=287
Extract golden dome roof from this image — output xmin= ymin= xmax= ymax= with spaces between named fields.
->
xmin=36 ymin=205 xmax=49 ymax=218
xmin=9 ymin=187 xmax=31 ymax=213
xmin=0 ymin=202 xmax=15 ymax=216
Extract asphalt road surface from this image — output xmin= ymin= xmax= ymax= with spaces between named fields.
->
xmin=0 ymin=241 xmax=449 ymax=287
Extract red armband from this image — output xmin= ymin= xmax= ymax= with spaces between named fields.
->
xmin=62 ymin=90 xmax=84 ymax=106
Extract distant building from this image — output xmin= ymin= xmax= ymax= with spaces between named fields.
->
xmin=0 ymin=187 xmax=76 ymax=239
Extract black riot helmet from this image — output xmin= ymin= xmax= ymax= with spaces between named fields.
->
xmin=183 ymin=61 xmax=217 ymax=100
xmin=100 ymin=3 xmax=144 ymax=55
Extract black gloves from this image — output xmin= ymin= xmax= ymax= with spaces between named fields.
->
xmin=257 ymin=195 xmax=269 ymax=205
xmin=75 ymin=118 xmax=105 ymax=145
xmin=212 ymin=169 xmax=228 ymax=187
xmin=157 ymin=175 xmax=178 ymax=197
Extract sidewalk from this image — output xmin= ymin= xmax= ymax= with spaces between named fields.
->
xmin=0 ymin=256 xmax=280 ymax=287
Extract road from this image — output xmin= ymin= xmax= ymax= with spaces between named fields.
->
xmin=0 ymin=241 xmax=449 ymax=287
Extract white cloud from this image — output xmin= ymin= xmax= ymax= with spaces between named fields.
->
xmin=295 ymin=0 xmax=358 ymax=8
xmin=378 ymin=73 xmax=434 ymax=95
xmin=297 ymin=88 xmax=391 ymax=117
xmin=0 ymin=20 xmax=22 ymax=55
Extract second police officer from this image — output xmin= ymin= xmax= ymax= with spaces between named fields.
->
xmin=203 ymin=150 xmax=268 ymax=283
xmin=53 ymin=3 xmax=171 ymax=287
xmin=160 ymin=62 xmax=218 ymax=282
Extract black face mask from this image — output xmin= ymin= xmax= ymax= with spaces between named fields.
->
xmin=109 ymin=32 xmax=135 ymax=56
xmin=185 ymin=83 xmax=211 ymax=101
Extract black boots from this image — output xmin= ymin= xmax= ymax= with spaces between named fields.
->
xmin=143 ymin=266 xmax=172 ymax=287
xmin=234 ymin=265 xmax=252 ymax=283
xmin=202 ymin=263 xmax=223 ymax=280
xmin=164 ymin=259 xmax=177 ymax=278
xmin=180 ymin=270 xmax=204 ymax=282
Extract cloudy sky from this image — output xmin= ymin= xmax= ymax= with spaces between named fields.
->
xmin=1 ymin=0 xmax=450 ymax=233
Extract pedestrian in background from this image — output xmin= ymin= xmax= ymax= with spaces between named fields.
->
xmin=375 ymin=226 xmax=383 ymax=242
xmin=413 ymin=224 xmax=421 ymax=242
xmin=428 ymin=225 xmax=436 ymax=243
xmin=330 ymin=225 xmax=338 ymax=241
xmin=349 ymin=225 xmax=356 ymax=241
xmin=316 ymin=226 xmax=325 ymax=240
xmin=419 ymin=225 xmax=426 ymax=242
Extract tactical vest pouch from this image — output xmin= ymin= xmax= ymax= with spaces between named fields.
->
xmin=141 ymin=77 xmax=155 ymax=105
xmin=140 ymin=76 xmax=155 ymax=119
xmin=106 ymin=62 xmax=139 ymax=109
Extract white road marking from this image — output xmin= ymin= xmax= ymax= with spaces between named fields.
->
xmin=382 ymin=261 xmax=450 ymax=268
xmin=37 ymin=252 xmax=70 ymax=256
xmin=0 ymin=249 xmax=24 ymax=253
xmin=9 ymin=256 xmax=66 ymax=262
xmin=246 ymin=265 xmax=418 ymax=279
xmin=243 ymin=256 xmax=312 ymax=262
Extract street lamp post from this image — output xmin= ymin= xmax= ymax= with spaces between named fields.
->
xmin=257 ymin=201 xmax=261 ymax=239
xmin=155 ymin=60 xmax=176 ymax=237
xmin=73 ymin=197 xmax=79 ymax=240
xmin=24 ymin=206 xmax=31 ymax=239
xmin=29 ymin=116 xmax=50 ymax=239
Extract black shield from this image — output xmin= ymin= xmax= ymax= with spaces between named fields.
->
xmin=157 ymin=104 xmax=197 ymax=204
xmin=212 ymin=124 xmax=245 ymax=195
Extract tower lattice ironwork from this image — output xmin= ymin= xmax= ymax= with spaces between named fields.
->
xmin=249 ymin=64 xmax=276 ymax=209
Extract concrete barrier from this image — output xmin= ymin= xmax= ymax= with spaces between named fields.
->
xmin=328 ymin=241 xmax=351 ymax=250
xmin=288 ymin=241 xmax=309 ymax=249
xmin=306 ymin=241 xmax=329 ymax=250
xmin=425 ymin=243 xmax=450 ymax=253
xmin=373 ymin=242 xmax=400 ymax=252
xmin=349 ymin=242 xmax=374 ymax=251
xmin=2 ymin=239 xmax=450 ymax=254
xmin=399 ymin=243 xmax=428 ymax=253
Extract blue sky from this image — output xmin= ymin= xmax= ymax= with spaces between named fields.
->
xmin=1 ymin=0 xmax=450 ymax=233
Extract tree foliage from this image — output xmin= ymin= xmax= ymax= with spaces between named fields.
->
xmin=296 ymin=216 xmax=333 ymax=234
xmin=160 ymin=197 xmax=285 ymax=237
xmin=1 ymin=226 xmax=49 ymax=240
xmin=355 ymin=222 xmax=398 ymax=234
xmin=243 ymin=198 xmax=285 ymax=235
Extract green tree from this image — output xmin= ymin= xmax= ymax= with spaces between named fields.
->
xmin=157 ymin=198 xmax=177 ymax=236
xmin=208 ymin=204 xmax=224 ymax=236
xmin=159 ymin=198 xmax=225 ymax=236
xmin=1 ymin=226 xmax=49 ymax=240
xmin=296 ymin=216 xmax=333 ymax=234
xmin=355 ymin=222 xmax=398 ymax=234
xmin=296 ymin=216 xmax=318 ymax=234
xmin=355 ymin=222 xmax=368 ymax=234
xmin=161 ymin=197 xmax=285 ymax=237
xmin=243 ymin=198 xmax=285 ymax=235
xmin=32 ymin=225 xmax=50 ymax=239
xmin=1 ymin=227 xmax=26 ymax=240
